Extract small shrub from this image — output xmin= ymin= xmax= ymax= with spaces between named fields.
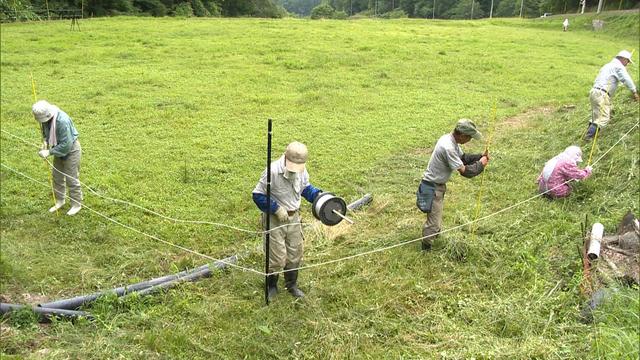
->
xmin=191 ymin=0 xmax=209 ymax=17
xmin=333 ymin=10 xmax=347 ymax=19
xmin=173 ymin=2 xmax=193 ymax=17
xmin=310 ymin=3 xmax=334 ymax=19
xmin=380 ymin=8 xmax=407 ymax=19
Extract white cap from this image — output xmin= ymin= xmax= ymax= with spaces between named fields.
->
xmin=32 ymin=100 xmax=57 ymax=123
xmin=616 ymin=50 xmax=634 ymax=64
xmin=284 ymin=141 xmax=308 ymax=173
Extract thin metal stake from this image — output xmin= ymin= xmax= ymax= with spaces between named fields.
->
xmin=264 ymin=118 xmax=272 ymax=306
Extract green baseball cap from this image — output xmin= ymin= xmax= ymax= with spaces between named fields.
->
xmin=455 ymin=119 xmax=483 ymax=140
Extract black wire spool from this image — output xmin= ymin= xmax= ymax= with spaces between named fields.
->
xmin=312 ymin=192 xmax=347 ymax=226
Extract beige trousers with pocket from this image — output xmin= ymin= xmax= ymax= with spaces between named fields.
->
xmin=422 ymin=183 xmax=446 ymax=245
xmin=263 ymin=211 xmax=303 ymax=272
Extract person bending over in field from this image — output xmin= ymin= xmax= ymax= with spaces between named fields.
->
xmin=32 ymin=100 xmax=83 ymax=216
xmin=417 ymin=119 xmax=489 ymax=251
xmin=585 ymin=50 xmax=639 ymax=140
xmin=537 ymin=145 xmax=592 ymax=199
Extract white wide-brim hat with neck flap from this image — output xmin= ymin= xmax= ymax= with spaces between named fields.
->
xmin=32 ymin=100 xmax=59 ymax=123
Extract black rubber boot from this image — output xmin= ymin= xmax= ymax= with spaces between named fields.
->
xmin=267 ymin=274 xmax=279 ymax=301
xmin=284 ymin=268 xmax=305 ymax=298
xmin=421 ymin=228 xmax=434 ymax=251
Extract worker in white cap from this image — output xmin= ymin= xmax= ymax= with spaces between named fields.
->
xmin=585 ymin=50 xmax=639 ymax=139
xmin=252 ymin=141 xmax=323 ymax=300
xmin=32 ymin=100 xmax=83 ymax=215
xmin=417 ymin=119 xmax=489 ymax=251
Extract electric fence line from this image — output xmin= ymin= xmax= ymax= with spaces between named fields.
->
xmin=3 ymin=120 xmax=637 ymax=277
xmin=0 ymin=163 xmax=263 ymax=276
xmin=0 ymin=129 xmax=309 ymax=235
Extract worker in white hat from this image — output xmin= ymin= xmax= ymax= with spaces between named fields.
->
xmin=585 ymin=50 xmax=639 ymax=139
xmin=32 ymin=100 xmax=83 ymax=215
xmin=252 ymin=141 xmax=323 ymax=300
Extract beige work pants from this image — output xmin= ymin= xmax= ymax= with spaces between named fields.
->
xmin=422 ymin=183 xmax=446 ymax=246
xmin=52 ymin=140 xmax=83 ymax=206
xmin=263 ymin=211 xmax=303 ymax=272
xmin=590 ymin=89 xmax=611 ymax=128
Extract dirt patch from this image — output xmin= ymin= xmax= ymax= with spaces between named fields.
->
xmin=501 ymin=106 xmax=555 ymax=129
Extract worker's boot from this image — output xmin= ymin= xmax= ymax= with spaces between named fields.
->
xmin=421 ymin=227 xmax=435 ymax=251
xmin=267 ymin=274 xmax=279 ymax=301
xmin=49 ymin=199 xmax=65 ymax=213
xmin=284 ymin=267 xmax=305 ymax=298
xmin=67 ymin=200 xmax=82 ymax=216
xmin=584 ymin=123 xmax=598 ymax=140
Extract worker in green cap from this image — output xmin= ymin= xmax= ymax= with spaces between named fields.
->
xmin=417 ymin=119 xmax=489 ymax=250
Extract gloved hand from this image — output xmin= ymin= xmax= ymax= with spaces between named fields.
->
xmin=38 ymin=149 xmax=50 ymax=158
xmin=41 ymin=141 xmax=48 ymax=150
xmin=586 ymin=166 xmax=593 ymax=172
xmin=275 ymin=206 xmax=289 ymax=222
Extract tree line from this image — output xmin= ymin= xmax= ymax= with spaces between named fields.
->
xmin=1 ymin=0 xmax=637 ymax=20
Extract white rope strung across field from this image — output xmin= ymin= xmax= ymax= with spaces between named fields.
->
xmin=0 ymin=163 xmax=265 ymax=276
xmin=268 ymin=119 xmax=640 ymax=276
xmin=0 ymin=129 xmax=308 ymax=235
xmin=2 ymin=119 xmax=638 ymax=278
xmin=591 ymin=121 xmax=639 ymax=165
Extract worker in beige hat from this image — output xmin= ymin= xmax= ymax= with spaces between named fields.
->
xmin=417 ymin=119 xmax=489 ymax=250
xmin=32 ymin=100 xmax=83 ymax=216
xmin=252 ymin=141 xmax=323 ymax=300
xmin=586 ymin=50 xmax=639 ymax=139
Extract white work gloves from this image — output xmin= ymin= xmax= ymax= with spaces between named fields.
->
xmin=275 ymin=207 xmax=289 ymax=222
xmin=586 ymin=166 xmax=593 ymax=172
xmin=38 ymin=149 xmax=51 ymax=158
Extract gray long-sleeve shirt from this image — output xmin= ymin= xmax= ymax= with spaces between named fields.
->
xmin=592 ymin=58 xmax=637 ymax=96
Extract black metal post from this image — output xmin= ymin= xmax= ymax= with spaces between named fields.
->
xmin=265 ymin=119 xmax=272 ymax=305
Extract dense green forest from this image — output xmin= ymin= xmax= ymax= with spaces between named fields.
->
xmin=1 ymin=0 xmax=638 ymax=20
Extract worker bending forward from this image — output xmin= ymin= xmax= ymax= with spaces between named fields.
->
xmin=32 ymin=100 xmax=83 ymax=216
xmin=417 ymin=119 xmax=489 ymax=250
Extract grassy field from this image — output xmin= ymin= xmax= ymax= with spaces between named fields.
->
xmin=1 ymin=14 xmax=639 ymax=359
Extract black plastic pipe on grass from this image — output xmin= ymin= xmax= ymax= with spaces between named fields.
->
xmin=347 ymin=194 xmax=373 ymax=211
xmin=131 ymin=266 xmax=217 ymax=297
xmin=39 ymin=256 xmax=237 ymax=310
xmin=1 ymin=303 xmax=94 ymax=322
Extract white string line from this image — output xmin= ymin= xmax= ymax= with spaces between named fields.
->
xmin=0 ymin=129 xmax=308 ymax=235
xmin=592 ymin=121 xmax=639 ymax=165
xmin=268 ymin=119 xmax=640 ymax=276
xmin=3 ymin=118 xmax=638 ymax=278
xmin=0 ymin=163 xmax=264 ymax=276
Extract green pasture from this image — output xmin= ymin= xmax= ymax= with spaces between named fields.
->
xmin=1 ymin=15 xmax=639 ymax=358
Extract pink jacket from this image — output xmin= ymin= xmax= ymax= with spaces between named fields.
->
xmin=537 ymin=160 xmax=592 ymax=198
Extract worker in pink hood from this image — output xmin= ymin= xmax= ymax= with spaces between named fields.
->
xmin=537 ymin=146 xmax=593 ymax=199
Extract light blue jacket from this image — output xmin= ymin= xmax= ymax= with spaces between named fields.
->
xmin=41 ymin=109 xmax=79 ymax=158
xmin=592 ymin=58 xmax=637 ymax=96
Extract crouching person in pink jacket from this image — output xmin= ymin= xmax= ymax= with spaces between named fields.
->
xmin=537 ymin=146 xmax=593 ymax=199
